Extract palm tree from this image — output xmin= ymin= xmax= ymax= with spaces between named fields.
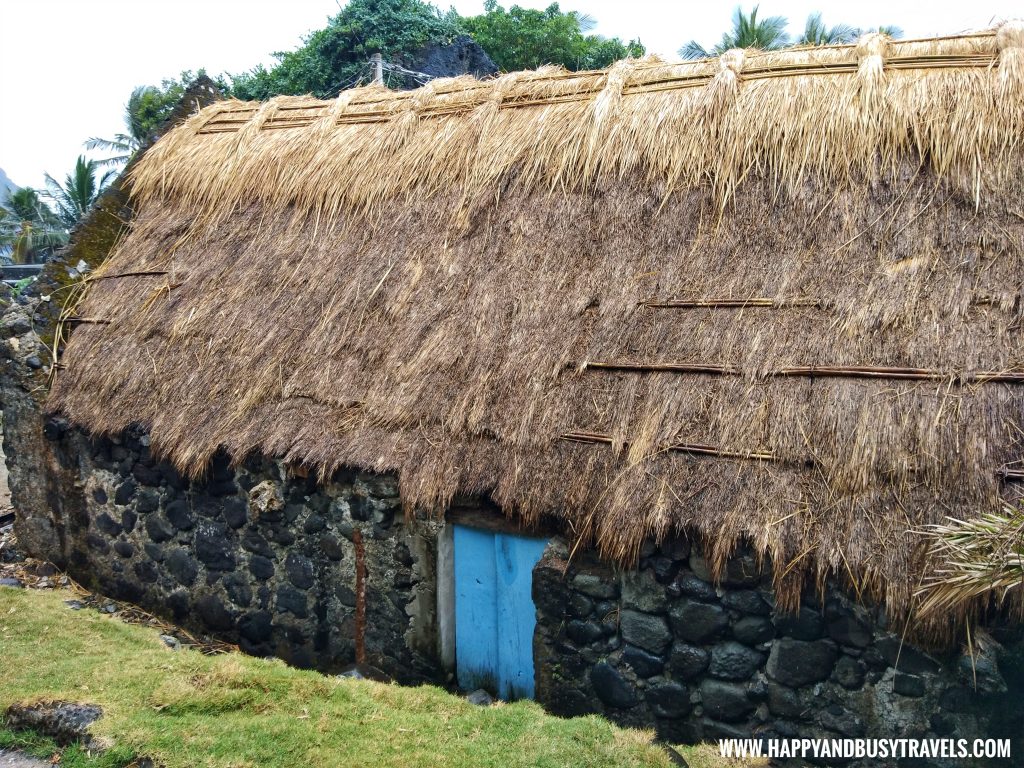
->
xmin=85 ymin=85 xmax=156 ymax=169
xmin=798 ymin=13 xmax=857 ymax=45
xmin=854 ymin=25 xmax=904 ymax=39
xmin=43 ymin=156 xmax=116 ymax=230
xmin=0 ymin=188 xmax=68 ymax=264
xmin=680 ymin=5 xmax=789 ymax=59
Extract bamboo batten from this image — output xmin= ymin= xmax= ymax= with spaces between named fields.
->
xmin=560 ymin=431 xmax=779 ymax=462
xmin=584 ymin=361 xmax=1024 ymax=384
xmin=47 ymin=24 xmax=1024 ymax=638
xmin=563 ymin=432 xmax=1024 ymax=482
xmin=643 ymin=298 xmax=821 ymax=309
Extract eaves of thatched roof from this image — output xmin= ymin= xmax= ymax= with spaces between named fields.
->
xmin=49 ymin=24 xmax=1024 ymax=634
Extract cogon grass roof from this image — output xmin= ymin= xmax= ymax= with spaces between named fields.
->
xmin=48 ymin=24 xmax=1024 ymax=636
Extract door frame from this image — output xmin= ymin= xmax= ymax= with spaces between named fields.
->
xmin=436 ymin=503 xmax=554 ymax=694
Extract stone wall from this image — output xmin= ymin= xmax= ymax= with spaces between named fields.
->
xmin=533 ymin=539 xmax=1024 ymax=766
xmin=26 ymin=418 xmax=445 ymax=683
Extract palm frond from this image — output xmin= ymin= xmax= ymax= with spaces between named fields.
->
xmin=43 ymin=155 xmax=109 ymax=229
xmin=678 ymin=40 xmax=710 ymax=60
xmin=799 ymin=13 xmax=857 ymax=46
xmin=916 ymin=506 xmax=1024 ymax=616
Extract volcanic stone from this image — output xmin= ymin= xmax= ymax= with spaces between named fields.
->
xmin=721 ymin=590 xmax=770 ymax=616
xmin=669 ymin=600 xmax=729 ymax=642
xmin=590 ymin=662 xmax=637 ymax=708
xmin=659 ymin=538 xmax=690 ymax=561
xmin=249 ymin=554 xmax=275 ymax=580
xmin=699 ymin=679 xmax=756 ymax=722
xmin=622 ymin=645 xmax=665 ymax=678
xmin=766 ymin=639 xmax=838 ymax=687
xmin=5 ymin=701 xmax=102 ymax=746
xmin=833 ymin=656 xmax=866 ymax=689
xmin=133 ymin=560 xmax=159 ymax=583
xmin=667 ymin=573 xmax=717 ymax=600
xmin=572 ymin=573 xmax=619 ymax=599
xmin=621 ymin=570 xmax=668 ymax=613
xmin=222 ymin=497 xmax=248 ymax=529
xmin=113 ymin=480 xmax=136 ymax=505
xmin=893 ymin=672 xmax=926 ymax=697
xmin=165 ymin=500 xmax=196 ymax=531
xmin=195 ymin=523 xmax=235 ymax=570
xmin=670 ymin=643 xmax=711 ymax=680
xmin=239 ymin=610 xmax=273 ymax=643
xmin=144 ymin=514 xmax=175 ymax=543
xmin=828 ymin=615 xmax=872 ymax=648
xmin=319 ymin=534 xmax=344 ymax=561
xmin=766 ymin=681 xmax=806 ymax=718
xmin=819 ymin=704 xmax=866 ymax=737
xmin=875 ymin=637 xmax=941 ymax=674
xmin=112 ymin=540 xmax=134 ymax=559
xmin=303 ymin=514 xmax=326 ymax=534
xmin=285 ymin=553 xmax=315 ymax=589
xmin=773 ymin=606 xmax=825 ymax=640
xmin=196 ymin=593 xmax=233 ymax=631
xmin=648 ymin=557 xmax=679 ymax=584
xmin=166 ymin=548 xmax=198 ymax=587
xmin=120 ymin=509 xmax=138 ymax=533
xmin=620 ymin=610 xmax=672 ymax=654
xmin=646 ymin=682 xmax=691 ymax=718
xmin=568 ymin=593 xmax=594 ymax=618
xmin=132 ymin=462 xmax=162 ymax=486
xmin=93 ymin=513 xmax=123 ymax=537
xmin=566 ymin=620 xmax=604 ymax=645
xmin=709 ymin=641 xmax=765 ymax=681
xmin=241 ymin=529 xmax=274 ymax=558
xmin=224 ymin=573 xmax=253 ymax=607
xmin=276 ymin=584 xmax=308 ymax=618
xmin=733 ymin=616 xmax=774 ymax=645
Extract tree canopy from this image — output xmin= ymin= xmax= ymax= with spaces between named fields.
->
xmin=230 ymin=0 xmax=645 ymax=100
xmin=461 ymin=2 xmax=643 ymax=72
xmin=44 ymin=156 xmax=116 ymax=230
xmin=0 ymin=188 xmax=67 ymax=265
xmin=231 ymin=0 xmax=463 ymax=100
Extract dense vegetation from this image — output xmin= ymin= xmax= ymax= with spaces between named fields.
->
xmin=232 ymin=0 xmax=465 ymax=99
xmin=231 ymin=0 xmax=645 ymax=99
xmin=459 ymin=1 xmax=643 ymax=72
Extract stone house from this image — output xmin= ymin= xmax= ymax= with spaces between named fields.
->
xmin=4 ymin=27 xmax=1024 ymax=765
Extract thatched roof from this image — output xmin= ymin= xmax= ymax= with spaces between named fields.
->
xmin=48 ymin=25 xmax=1024 ymax=631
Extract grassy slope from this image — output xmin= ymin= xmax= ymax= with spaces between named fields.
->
xmin=0 ymin=587 xmax=672 ymax=768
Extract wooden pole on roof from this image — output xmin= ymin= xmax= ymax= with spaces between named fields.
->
xmin=371 ymin=53 xmax=383 ymax=86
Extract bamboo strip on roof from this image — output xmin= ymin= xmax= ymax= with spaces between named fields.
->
xmin=584 ymin=361 xmax=1024 ymax=384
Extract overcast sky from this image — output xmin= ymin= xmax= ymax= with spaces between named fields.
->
xmin=1 ymin=1 xmax=1020 ymax=190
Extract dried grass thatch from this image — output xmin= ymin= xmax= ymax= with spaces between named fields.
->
xmin=47 ymin=25 xmax=1024 ymax=636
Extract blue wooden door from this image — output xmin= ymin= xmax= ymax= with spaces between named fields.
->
xmin=453 ymin=525 xmax=548 ymax=699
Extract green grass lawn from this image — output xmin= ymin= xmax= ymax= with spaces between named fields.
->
xmin=0 ymin=586 xmax=676 ymax=768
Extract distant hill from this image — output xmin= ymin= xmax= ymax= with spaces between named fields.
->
xmin=0 ymin=167 xmax=19 ymax=204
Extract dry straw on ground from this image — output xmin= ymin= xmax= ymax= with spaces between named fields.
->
xmin=49 ymin=24 xmax=1024 ymax=638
